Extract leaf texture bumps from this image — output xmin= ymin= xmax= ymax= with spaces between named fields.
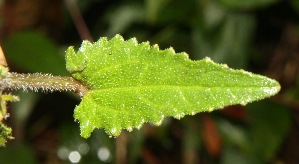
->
xmin=66 ymin=34 xmax=280 ymax=138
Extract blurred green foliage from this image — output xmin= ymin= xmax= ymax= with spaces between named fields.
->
xmin=2 ymin=31 xmax=68 ymax=75
xmin=0 ymin=0 xmax=298 ymax=163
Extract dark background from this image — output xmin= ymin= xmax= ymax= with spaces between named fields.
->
xmin=0 ymin=0 xmax=299 ymax=163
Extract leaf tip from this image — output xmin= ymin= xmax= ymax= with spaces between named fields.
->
xmin=153 ymin=44 xmax=159 ymax=50
xmin=0 ymin=65 xmax=8 ymax=78
xmin=167 ymin=47 xmax=176 ymax=54
xmin=106 ymin=127 xmax=122 ymax=137
xmin=208 ymin=107 xmax=214 ymax=112
xmin=174 ymin=113 xmax=185 ymax=119
xmin=204 ymin=56 xmax=213 ymax=62
xmin=127 ymin=127 xmax=133 ymax=132
xmin=154 ymin=119 xmax=163 ymax=126
xmin=79 ymin=40 xmax=93 ymax=52
xmin=182 ymin=52 xmax=189 ymax=58
xmin=114 ymin=34 xmax=124 ymax=41
xmin=264 ymin=81 xmax=281 ymax=97
xmin=129 ymin=37 xmax=138 ymax=46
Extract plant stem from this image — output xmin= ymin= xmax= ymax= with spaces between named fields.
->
xmin=0 ymin=72 xmax=87 ymax=96
xmin=64 ymin=0 xmax=93 ymax=42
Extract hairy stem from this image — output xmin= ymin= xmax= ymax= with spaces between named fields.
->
xmin=0 ymin=73 xmax=87 ymax=96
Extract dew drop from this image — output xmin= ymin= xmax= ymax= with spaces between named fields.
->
xmin=182 ymin=52 xmax=189 ymax=58
xmin=204 ymin=57 xmax=212 ymax=62
xmin=132 ymin=38 xmax=138 ymax=46
xmin=85 ymin=120 xmax=89 ymax=127
xmin=155 ymin=120 xmax=163 ymax=126
xmin=175 ymin=114 xmax=182 ymax=119
xmin=127 ymin=127 xmax=133 ymax=132
xmin=168 ymin=47 xmax=175 ymax=54
xmin=240 ymin=101 xmax=247 ymax=106
xmin=111 ymin=128 xmax=116 ymax=135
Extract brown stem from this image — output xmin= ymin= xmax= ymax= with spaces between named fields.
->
xmin=0 ymin=46 xmax=7 ymax=67
xmin=64 ymin=0 xmax=93 ymax=42
xmin=0 ymin=72 xmax=88 ymax=96
xmin=116 ymin=132 xmax=128 ymax=164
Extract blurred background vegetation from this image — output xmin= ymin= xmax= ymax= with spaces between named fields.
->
xmin=0 ymin=0 xmax=299 ymax=163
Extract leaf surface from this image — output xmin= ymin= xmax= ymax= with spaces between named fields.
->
xmin=66 ymin=34 xmax=280 ymax=138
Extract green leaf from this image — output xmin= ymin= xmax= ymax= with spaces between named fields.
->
xmin=2 ymin=31 xmax=68 ymax=75
xmin=66 ymin=34 xmax=280 ymax=138
xmin=0 ymin=66 xmax=17 ymax=146
xmin=216 ymin=0 xmax=280 ymax=9
xmin=193 ymin=11 xmax=255 ymax=69
xmin=247 ymin=101 xmax=291 ymax=160
xmin=0 ymin=143 xmax=37 ymax=163
xmin=0 ymin=123 xmax=13 ymax=147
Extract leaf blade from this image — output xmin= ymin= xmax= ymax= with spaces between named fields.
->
xmin=66 ymin=34 xmax=280 ymax=138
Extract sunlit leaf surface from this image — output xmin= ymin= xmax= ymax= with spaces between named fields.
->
xmin=66 ymin=34 xmax=280 ymax=138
